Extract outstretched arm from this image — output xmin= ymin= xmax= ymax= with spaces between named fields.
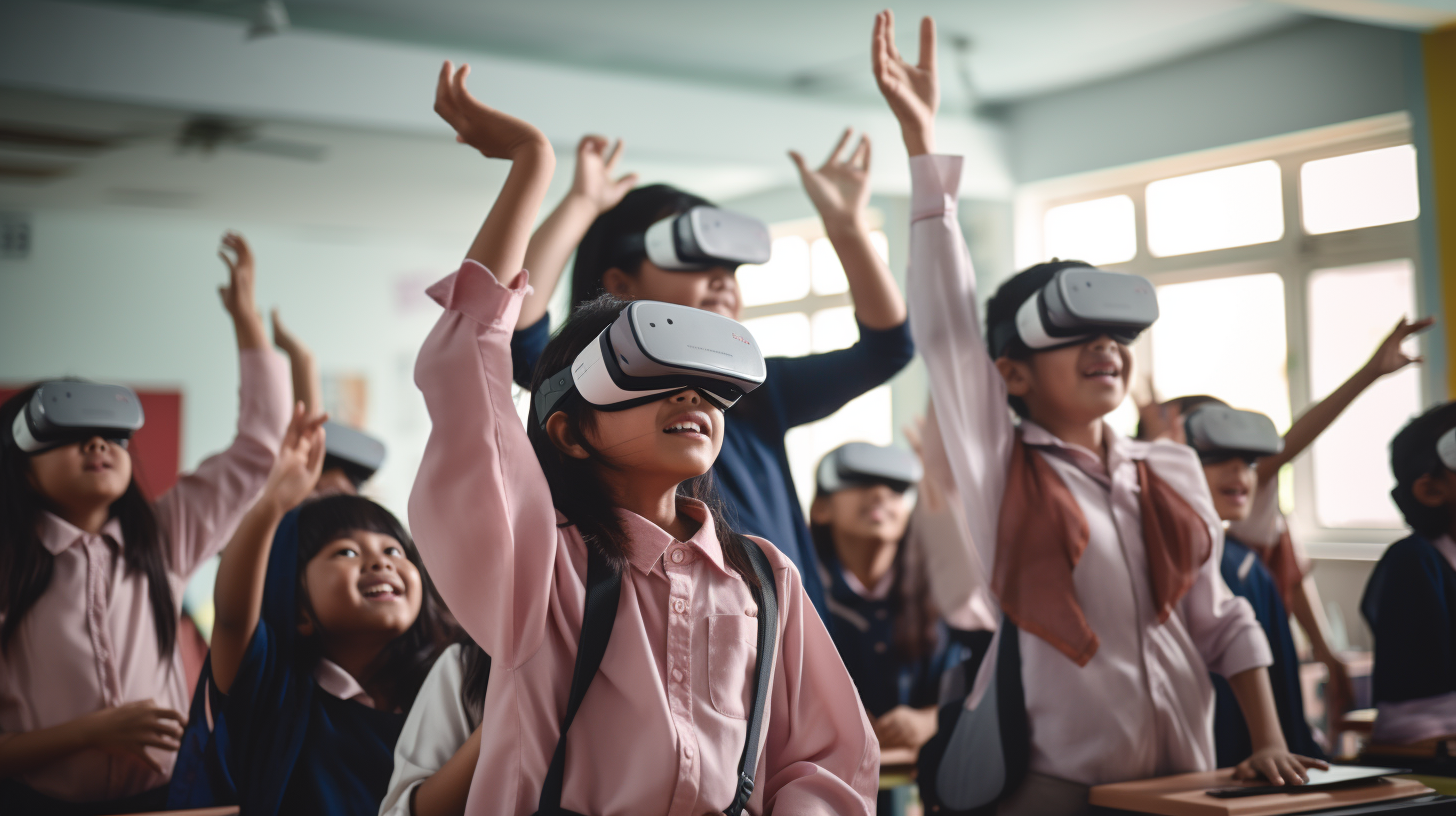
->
xmin=517 ymin=135 xmax=637 ymax=328
xmin=271 ymin=309 xmax=323 ymax=416
xmin=1257 ymin=316 xmax=1433 ymax=485
xmin=789 ymin=128 xmax=904 ymax=330
xmin=210 ymin=404 xmax=327 ymax=695
xmin=217 ymin=232 xmax=268 ymax=352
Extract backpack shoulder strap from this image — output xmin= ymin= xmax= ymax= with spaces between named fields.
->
xmin=535 ymin=545 xmax=622 ymax=816
xmin=725 ymin=535 xmax=779 ymax=816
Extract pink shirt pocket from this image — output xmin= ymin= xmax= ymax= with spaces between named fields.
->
xmin=707 ymin=613 xmax=759 ymax=719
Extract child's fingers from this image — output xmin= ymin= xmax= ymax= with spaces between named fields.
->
xmin=604 ymin=138 xmax=625 ymax=171
xmin=919 ymin=15 xmax=937 ymax=72
xmin=787 ymin=150 xmax=809 ymax=176
xmin=852 ymin=134 xmax=872 ymax=170
xmin=884 ymin=10 xmax=902 ymax=64
xmin=613 ymin=172 xmax=639 ymax=192
xmin=824 ymin=127 xmax=854 ymax=167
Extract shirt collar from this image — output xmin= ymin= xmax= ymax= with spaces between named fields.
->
xmin=313 ymin=658 xmax=377 ymax=708
xmin=37 ymin=510 xmax=125 ymax=555
xmin=618 ymin=498 xmax=726 ymax=576
xmin=1019 ymin=418 xmax=1145 ymax=484
xmin=840 ymin=564 xmax=894 ymax=601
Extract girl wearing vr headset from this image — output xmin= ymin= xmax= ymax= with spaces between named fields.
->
xmin=503 ymin=126 xmax=914 ymax=627
xmin=880 ymin=10 xmax=1323 ymax=811
xmin=1139 ymin=316 xmax=1431 ymax=768
xmin=1360 ymin=401 xmax=1456 ymax=761
xmin=0 ymin=232 xmax=293 ymax=814
xmin=410 ymin=62 xmax=877 ymax=815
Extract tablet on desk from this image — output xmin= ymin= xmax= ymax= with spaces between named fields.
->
xmin=1206 ymin=766 xmax=1411 ymax=798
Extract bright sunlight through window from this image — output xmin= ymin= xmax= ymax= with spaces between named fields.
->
xmin=1044 ymin=194 xmax=1136 ymax=265
xmin=1301 ymin=145 xmax=1420 ymax=235
xmin=1146 ymin=161 xmax=1283 ymax=257
xmin=738 ymin=236 xmax=810 ymax=306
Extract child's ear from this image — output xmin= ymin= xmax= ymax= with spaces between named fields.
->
xmin=995 ymin=357 xmax=1032 ymax=398
xmin=545 ymin=413 xmax=592 ymax=460
xmin=296 ymin=607 xmax=316 ymax=637
xmin=1412 ymin=472 xmax=1453 ymax=508
xmin=809 ymin=496 xmax=833 ymax=526
xmin=601 ymin=267 xmax=635 ymax=299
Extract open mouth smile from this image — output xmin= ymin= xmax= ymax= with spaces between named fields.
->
xmin=359 ymin=578 xmax=404 ymax=601
xmin=663 ymin=411 xmax=712 ymax=440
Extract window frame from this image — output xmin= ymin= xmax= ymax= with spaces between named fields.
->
xmin=1015 ymin=112 xmax=1426 ymax=560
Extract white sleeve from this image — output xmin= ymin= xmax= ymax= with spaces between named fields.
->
xmin=379 ymin=643 xmax=475 ymax=816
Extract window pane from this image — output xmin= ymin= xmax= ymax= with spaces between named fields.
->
xmin=1146 ymin=161 xmax=1283 ymax=257
xmin=1150 ymin=273 xmax=1290 ymax=432
xmin=742 ymin=312 xmax=810 ymax=358
xmin=1043 ymin=194 xmax=1136 ymax=265
xmin=738 ymin=236 xmax=810 ymax=307
xmin=785 ymin=385 xmax=894 ymax=512
xmin=1301 ymin=145 xmax=1419 ymax=235
xmin=870 ymin=230 xmax=889 ymax=263
xmin=811 ymin=306 xmax=859 ymax=353
xmin=1307 ymin=260 xmax=1419 ymax=529
xmin=811 ymin=237 xmax=848 ymax=295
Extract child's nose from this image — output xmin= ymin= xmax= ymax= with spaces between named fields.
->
xmin=671 ymin=389 xmax=701 ymax=404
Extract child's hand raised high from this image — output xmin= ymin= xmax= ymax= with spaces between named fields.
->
xmin=261 ymin=402 xmax=328 ymax=514
xmin=569 ymin=135 xmax=638 ymax=216
xmin=872 ymin=10 xmax=939 ymax=157
xmin=790 ymin=128 xmax=872 ymax=231
xmin=435 ymin=61 xmax=550 ymax=162
xmin=1363 ymin=315 xmax=1435 ymax=379
xmin=218 ymin=231 xmax=268 ymax=350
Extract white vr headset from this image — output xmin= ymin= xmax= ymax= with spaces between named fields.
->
xmin=533 ymin=300 xmax=767 ymax=427
xmin=989 ymin=267 xmax=1160 ymax=358
xmin=322 ymin=420 xmax=386 ymax=485
xmin=816 ymin=442 xmax=923 ymax=495
xmin=11 ymin=381 xmax=145 ymax=454
xmin=1184 ymin=405 xmax=1284 ymax=462
xmin=1438 ymin=427 xmax=1456 ymax=471
xmin=620 ymin=206 xmax=772 ymax=272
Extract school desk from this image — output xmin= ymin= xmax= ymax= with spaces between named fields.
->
xmin=1089 ymin=769 xmax=1453 ymax=815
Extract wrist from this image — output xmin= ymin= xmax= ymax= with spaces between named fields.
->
xmin=902 ymin=121 xmax=935 ymax=157
xmin=509 ymin=136 xmax=555 ymax=166
xmin=822 ymin=213 xmax=870 ymax=240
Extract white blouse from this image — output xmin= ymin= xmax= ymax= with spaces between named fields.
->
xmin=379 ymin=643 xmax=480 ymax=816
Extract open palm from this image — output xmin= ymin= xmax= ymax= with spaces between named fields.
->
xmin=434 ymin=61 xmax=548 ymax=161
xmin=571 ymin=135 xmax=638 ymax=214
xmin=790 ymin=128 xmax=871 ymax=226
xmin=872 ymin=10 xmax=939 ymax=156
xmin=1365 ymin=316 xmax=1434 ymax=378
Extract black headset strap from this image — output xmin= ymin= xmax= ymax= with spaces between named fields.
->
xmin=535 ymin=535 xmax=778 ymax=816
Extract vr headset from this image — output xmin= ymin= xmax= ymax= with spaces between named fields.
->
xmin=1437 ymin=427 xmax=1456 ymax=471
xmin=618 ymin=206 xmax=772 ymax=272
xmin=10 ymin=381 xmax=145 ymax=454
xmin=1184 ymin=405 xmax=1283 ymax=463
xmin=322 ymin=421 xmax=386 ymax=487
xmin=988 ymin=267 xmax=1159 ymax=358
xmin=816 ymin=442 xmax=923 ymax=495
xmin=533 ymin=300 xmax=767 ymax=427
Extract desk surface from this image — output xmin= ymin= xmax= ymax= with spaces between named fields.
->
xmin=1090 ymin=770 xmax=1434 ymax=816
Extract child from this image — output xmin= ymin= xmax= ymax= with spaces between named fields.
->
xmin=878 ymin=8 xmax=1324 ymax=810
xmin=410 ymin=61 xmax=877 ymax=814
xmin=810 ymin=441 xmax=978 ymax=815
xmin=506 ymin=129 xmax=915 ymax=624
xmin=166 ymin=407 xmax=455 ymax=815
xmin=1361 ymin=401 xmax=1456 ymax=748
xmin=0 ymin=233 xmax=291 ymax=814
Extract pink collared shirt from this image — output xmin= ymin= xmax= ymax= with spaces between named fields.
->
xmin=409 ymin=262 xmax=878 ymax=816
xmin=905 ymin=154 xmax=1272 ymax=786
xmin=0 ymin=349 xmax=290 ymax=802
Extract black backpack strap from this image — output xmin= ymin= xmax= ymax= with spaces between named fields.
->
xmin=535 ymin=545 xmax=622 ymax=816
xmin=724 ymin=535 xmax=779 ymax=816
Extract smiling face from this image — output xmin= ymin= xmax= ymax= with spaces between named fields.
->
xmin=29 ymin=436 xmax=133 ymax=516
xmin=601 ymin=261 xmax=741 ymax=320
xmin=552 ymin=387 xmax=726 ymax=487
xmin=999 ymin=334 xmax=1134 ymax=429
xmin=812 ymin=482 xmax=912 ymax=544
xmin=299 ymin=529 xmax=423 ymax=645
xmin=1202 ymin=456 xmax=1259 ymax=521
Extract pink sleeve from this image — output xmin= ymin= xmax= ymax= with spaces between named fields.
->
xmin=408 ymin=261 xmax=560 ymax=670
xmin=758 ymin=544 xmax=878 ymax=815
xmin=1150 ymin=442 xmax=1273 ymax=679
xmin=912 ymin=406 xmax=998 ymax=631
xmin=156 ymin=347 xmax=291 ymax=578
xmin=905 ymin=154 xmax=1013 ymax=582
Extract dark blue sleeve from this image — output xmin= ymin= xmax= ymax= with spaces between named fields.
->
xmin=1362 ymin=537 xmax=1456 ymax=704
xmin=512 ymin=314 xmax=551 ymax=388
xmin=766 ymin=319 xmax=914 ymax=429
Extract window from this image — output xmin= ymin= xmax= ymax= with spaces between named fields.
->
xmin=1146 ymin=160 xmax=1284 ymax=257
xmin=738 ymin=236 xmax=810 ymax=307
xmin=1017 ymin=113 xmax=1426 ymax=556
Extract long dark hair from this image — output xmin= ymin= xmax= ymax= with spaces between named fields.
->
xmin=810 ymin=501 xmax=938 ymax=662
xmin=1390 ymin=401 xmax=1456 ymax=538
xmin=0 ymin=386 xmax=176 ymax=656
xmin=525 ymin=294 xmax=758 ymax=588
xmin=295 ymin=494 xmax=457 ymax=710
xmin=570 ymin=184 xmax=714 ymax=311
xmin=459 ymin=637 xmax=491 ymax=716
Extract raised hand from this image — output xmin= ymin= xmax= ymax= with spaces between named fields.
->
xmin=872 ymin=10 xmax=939 ymax=156
xmin=83 ymin=700 xmax=187 ymax=774
xmin=270 ymin=309 xmax=309 ymax=359
xmin=1137 ymin=398 xmax=1185 ymax=445
xmin=570 ymin=135 xmax=638 ymax=215
xmin=435 ymin=61 xmax=550 ymax=161
xmin=1363 ymin=316 xmax=1435 ymax=379
xmin=262 ymin=402 xmax=329 ymax=513
xmin=218 ymin=231 xmax=267 ymax=350
xmin=790 ymin=128 xmax=872 ymax=229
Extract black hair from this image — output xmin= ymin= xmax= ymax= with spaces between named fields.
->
xmin=1390 ymin=401 xmax=1456 ymax=538
xmin=983 ymin=259 xmax=1097 ymax=418
xmin=0 ymin=385 xmax=176 ymax=656
xmin=525 ymin=293 xmax=759 ymax=588
xmin=295 ymin=494 xmax=457 ymax=711
xmin=570 ymin=184 xmax=714 ymax=312
xmin=810 ymin=492 xmax=938 ymax=663
xmin=458 ymin=636 xmax=490 ymax=716
xmin=1134 ymin=395 xmax=1227 ymax=441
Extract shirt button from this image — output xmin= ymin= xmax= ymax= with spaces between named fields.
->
xmin=874 ymin=642 xmax=888 ymax=654
xmin=672 ymin=668 xmax=684 ymax=682
xmin=673 ymin=599 xmax=687 ymax=614
xmin=670 ymin=549 xmax=685 ymax=564
xmin=684 ymin=744 xmax=694 ymax=758
xmin=745 ymin=607 xmax=757 ymax=617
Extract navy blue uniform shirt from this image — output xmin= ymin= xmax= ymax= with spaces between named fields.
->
xmin=513 ymin=313 xmax=915 ymax=623
xmin=1362 ymin=533 xmax=1456 ymax=705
